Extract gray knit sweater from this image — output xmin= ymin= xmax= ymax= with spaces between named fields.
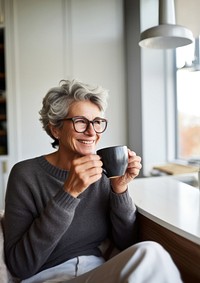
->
xmin=3 ymin=156 xmax=137 ymax=280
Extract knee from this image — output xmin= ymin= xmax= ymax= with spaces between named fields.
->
xmin=135 ymin=241 xmax=166 ymax=254
xmin=137 ymin=241 xmax=165 ymax=252
xmin=118 ymin=241 xmax=182 ymax=283
xmin=128 ymin=241 xmax=170 ymax=261
xmin=119 ymin=241 xmax=173 ymax=266
xmin=132 ymin=241 xmax=172 ymax=263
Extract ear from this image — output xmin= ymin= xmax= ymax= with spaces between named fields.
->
xmin=49 ymin=124 xmax=60 ymax=140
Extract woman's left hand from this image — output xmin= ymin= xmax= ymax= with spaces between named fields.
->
xmin=110 ymin=149 xmax=142 ymax=194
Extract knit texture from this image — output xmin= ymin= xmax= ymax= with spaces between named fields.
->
xmin=3 ymin=156 xmax=137 ymax=280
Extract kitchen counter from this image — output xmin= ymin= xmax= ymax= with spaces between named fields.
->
xmin=128 ymin=175 xmax=200 ymax=283
xmin=129 ymin=175 xmax=200 ymax=244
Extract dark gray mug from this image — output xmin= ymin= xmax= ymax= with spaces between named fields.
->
xmin=97 ymin=145 xmax=128 ymax=178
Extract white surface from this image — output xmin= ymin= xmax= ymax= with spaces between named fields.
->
xmin=5 ymin=0 xmax=127 ymax=170
xmin=129 ymin=176 xmax=200 ymax=245
xmin=5 ymin=0 xmax=178 ymax=180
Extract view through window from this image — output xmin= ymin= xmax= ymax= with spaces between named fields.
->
xmin=176 ymin=39 xmax=200 ymax=162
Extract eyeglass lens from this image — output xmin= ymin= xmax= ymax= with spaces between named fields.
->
xmin=73 ymin=117 xmax=107 ymax=133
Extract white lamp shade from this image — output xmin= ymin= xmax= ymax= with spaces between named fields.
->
xmin=139 ymin=24 xmax=194 ymax=49
xmin=139 ymin=0 xmax=194 ymax=49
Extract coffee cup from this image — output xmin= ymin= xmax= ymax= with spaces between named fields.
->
xmin=97 ymin=145 xmax=128 ymax=178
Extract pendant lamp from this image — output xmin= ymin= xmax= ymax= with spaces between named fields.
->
xmin=139 ymin=0 xmax=194 ymax=49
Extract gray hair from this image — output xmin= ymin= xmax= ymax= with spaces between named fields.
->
xmin=39 ymin=79 xmax=109 ymax=147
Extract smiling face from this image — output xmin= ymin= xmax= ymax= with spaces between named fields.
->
xmin=52 ymin=100 xmax=104 ymax=158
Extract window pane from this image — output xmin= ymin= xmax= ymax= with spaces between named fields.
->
xmin=176 ymin=42 xmax=200 ymax=161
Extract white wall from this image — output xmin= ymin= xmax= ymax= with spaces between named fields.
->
xmin=4 ymin=0 xmax=178 ymax=180
xmin=5 ymin=0 xmax=127 ymax=172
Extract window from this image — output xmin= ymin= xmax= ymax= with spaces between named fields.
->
xmin=176 ymin=38 xmax=200 ymax=162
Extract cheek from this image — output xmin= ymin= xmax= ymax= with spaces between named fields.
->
xmin=59 ymin=128 xmax=75 ymax=145
xmin=96 ymin=134 xmax=101 ymax=143
xmin=60 ymin=135 xmax=77 ymax=152
xmin=66 ymin=133 xmax=77 ymax=145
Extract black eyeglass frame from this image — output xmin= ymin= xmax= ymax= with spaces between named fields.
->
xmin=61 ymin=116 xmax=108 ymax=133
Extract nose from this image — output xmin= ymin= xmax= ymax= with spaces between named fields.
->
xmin=84 ymin=122 xmax=96 ymax=135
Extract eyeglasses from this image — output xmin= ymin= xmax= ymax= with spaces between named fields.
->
xmin=62 ymin=116 xmax=108 ymax=133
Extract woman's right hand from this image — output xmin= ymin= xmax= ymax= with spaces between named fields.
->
xmin=63 ymin=154 xmax=103 ymax=197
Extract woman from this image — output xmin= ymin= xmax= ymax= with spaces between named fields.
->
xmin=3 ymin=79 xmax=182 ymax=283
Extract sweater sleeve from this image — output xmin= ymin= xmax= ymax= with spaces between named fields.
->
xmin=109 ymin=188 xmax=137 ymax=250
xmin=3 ymin=163 xmax=80 ymax=279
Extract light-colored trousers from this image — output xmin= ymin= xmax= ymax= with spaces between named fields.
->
xmin=21 ymin=241 xmax=183 ymax=283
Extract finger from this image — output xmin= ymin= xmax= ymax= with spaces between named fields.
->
xmin=127 ymin=149 xmax=141 ymax=161
xmin=81 ymin=159 xmax=103 ymax=173
xmin=65 ymin=158 xmax=103 ymax=196
xmin=127 ymin=161 xmax=142 ymax=171
xmin=127 ymin=156 xmax=142 ymax=168
xmin=131 ymin=168 xmax=140 ymax=177
xmin=73 ymin=154 xmax=101 ymax=166
xmin=128 ymin=149 xmax=136 ymax=157
xmin=72 ymin=155 xmax=102 ymax=171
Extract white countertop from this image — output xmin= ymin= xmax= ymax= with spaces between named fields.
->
xmin=128 ymin=176 xmax=200 ymax=245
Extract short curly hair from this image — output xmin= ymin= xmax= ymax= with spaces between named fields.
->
xmin=39 ymin=79 xmax=109 ymax=148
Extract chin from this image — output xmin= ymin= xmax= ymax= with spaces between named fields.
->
xmin=83 ymin=149 xmax=96 ymax=155
xmin=79 ymin=146 xmax=96 ymax=156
